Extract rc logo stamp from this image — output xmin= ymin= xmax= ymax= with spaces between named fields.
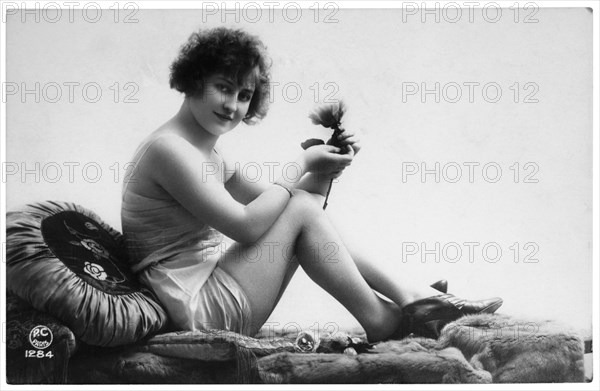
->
xmin=28 ymin=325 xmax=53 ymax=350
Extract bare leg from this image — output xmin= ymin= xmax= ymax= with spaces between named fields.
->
xmin=217 ymin=190 xmax=402 ymax=341
xmin=344 ymin=242 xmax=441 ymax=307
xmin=308 ymin=194 xmax=440 ymax=307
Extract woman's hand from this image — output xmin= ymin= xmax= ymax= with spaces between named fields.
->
xmin=328 ymin=128 xmax=362 ymax=155
xmin=302 ymin=144 xmax=354 ymax=177
xmin=329 ymin=144 xmax=355 ymax=178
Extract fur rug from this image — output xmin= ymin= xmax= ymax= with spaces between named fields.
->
xmin=8 ymin=310 xmax=585 ymax=384
xmin=438 ymin=313 xmax=585 ymax=382
xmin=258 ymin=338 xmax=492 ymax=383
xmin=257 ymin=313 xmax=585 ymax=384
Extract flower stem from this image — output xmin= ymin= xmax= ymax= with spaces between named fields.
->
xmin=323 ymin=178 xmax=334 ymax=210
xmin=322 ymin=123 xmax=343 ymax=210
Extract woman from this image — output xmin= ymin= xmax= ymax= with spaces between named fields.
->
xmin=121 ymin=27 xmax=502 ymax=343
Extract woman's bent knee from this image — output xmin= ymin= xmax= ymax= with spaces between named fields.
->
xmin=287 ymin=189 xmax=324 ymax=216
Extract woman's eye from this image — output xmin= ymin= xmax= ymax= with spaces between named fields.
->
xmin=216 ymin=84 xmax=231 ymax=93
xmin=238 ymin=93 xmax=252 ymax=103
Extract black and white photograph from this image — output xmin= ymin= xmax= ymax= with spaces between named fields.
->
xmin=1 ymin=1 xmax=598 ymax=387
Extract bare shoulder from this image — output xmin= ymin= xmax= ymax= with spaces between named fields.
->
xmin=126 ymin=134 xmax=194 ymax=196
xmin=147 ymin=133 xmax=198 ymax=158
xmin=136 ymin=133 xmax=216 ymax=189
xmin=145 ymin=133 xmax=212 ymax=169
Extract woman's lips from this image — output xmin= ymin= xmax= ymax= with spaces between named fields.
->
xmin=214 ymin=112 xmax=233 ymax=121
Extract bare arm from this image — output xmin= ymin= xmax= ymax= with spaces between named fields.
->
xmin=147 ymin=135 xmax=302 ymax=244
xmin=220 ymin=147 xmax=270 ymax=205
xmin=146 ymin=135 xmax=351 ymax=244
xmin=296 ymin=172 xmax=331 ymax=197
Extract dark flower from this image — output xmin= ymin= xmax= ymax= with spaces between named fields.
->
xmin=301 ymin=100 xmax=348 ymax=210
xmin=302 ymin=100 xmax=347 ymax=151
xmin=308 ymin=100 xmax=346 ymax=129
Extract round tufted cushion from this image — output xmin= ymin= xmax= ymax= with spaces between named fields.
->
xmin=6 ymin=201 xmax=169 ymax=347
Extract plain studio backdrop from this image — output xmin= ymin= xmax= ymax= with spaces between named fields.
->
xmin=4 ymin=7 xmax=593 ymax=337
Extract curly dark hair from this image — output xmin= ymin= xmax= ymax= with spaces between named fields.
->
xmin=169 ymin=27 xmax=271 ymax=124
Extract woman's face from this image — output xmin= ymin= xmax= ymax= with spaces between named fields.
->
xmin=189 ymin=73 xmax=255 ymax=136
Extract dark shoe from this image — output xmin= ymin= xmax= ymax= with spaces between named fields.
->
xmin=458 ymin=296 xmax=504 ymax=315
xmin=430 ymin=279 xmax=448 ymax=293
xmin=397 ymin=294 xmax=503 ymax=340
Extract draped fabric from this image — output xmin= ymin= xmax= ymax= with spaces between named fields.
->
xmin=120 ymin=136 xmax=234 ymax=332
xmin=121 ymin=190 xmax=223 ymax=277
